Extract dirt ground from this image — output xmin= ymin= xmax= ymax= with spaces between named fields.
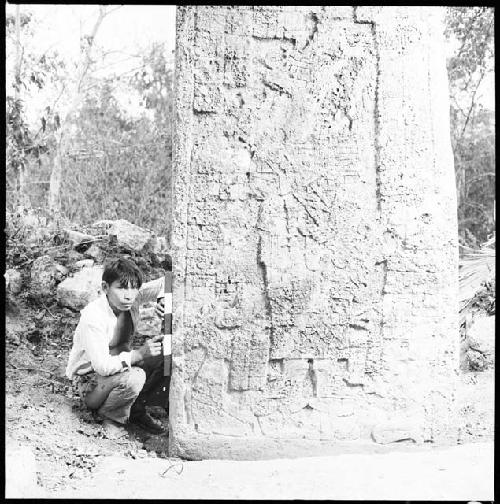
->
xmin=5 ymin=297 xmax=494 ymax=501
xmin=5 ymin=301 xmax=169 ymax=496
xmin=50 ymin=442 xmax=494 ymax=500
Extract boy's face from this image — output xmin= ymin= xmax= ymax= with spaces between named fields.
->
xmin=102 ymin=280 xmax=139 ymax=313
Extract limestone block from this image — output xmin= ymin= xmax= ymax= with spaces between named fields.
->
xmin=108 ymin=219 xmax=153 ymax=252
xmin=56 ymin=265 xmax=104 ymax=310
xmin=85 ymin=243 xmax=105 ymax=262
xmin=64 ymin=229 xmax=95 ymax=247
xmin=91 ymin=219 xmax=115 ymax=235
xmin=30 ymin=255 xmax=60 ymax=296
xmin=55 ymin=264 xmax=69 ymax=277
xmin=91 ymin=219 xmax=115 ymax=232
xmin=5 ymin=268 xmax=22 ymax=294
xmin=74 ymin=259 xmax=95 ymax=269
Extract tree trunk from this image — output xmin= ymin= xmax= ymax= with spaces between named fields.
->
xmin=14 ymin=5 xmax=28 ymax=205
xmin=48 ymin=6 xmax=107 ymax=213
xmin=48 ymin=132 xmax=65 ymax=212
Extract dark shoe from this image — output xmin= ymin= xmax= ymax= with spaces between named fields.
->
xmin=129 ymin=412 xmax=166 ymax=434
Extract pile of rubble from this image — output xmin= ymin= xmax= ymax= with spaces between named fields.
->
xmin=459 ymin=279 xmax=495 ymax=372
xmin=5 ymin=208 xmax=170 ymax=335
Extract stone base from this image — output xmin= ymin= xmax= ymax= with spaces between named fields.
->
xmin=168 ymin=432 xmax=448 ymax=461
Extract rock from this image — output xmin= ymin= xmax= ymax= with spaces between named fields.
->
xmin=30 ymin=255 xmax=60 ymax=296
xmin=8 ymin=332 xmax=21 ymax=346
xmin=5 ymin=441 xmax=43 ymax=497
xmin=55 ymin=264 xmax=69 ymax=279
xmin=67 ymin=249 xmax=85 ymax=263
xmin=91 ymin=219 xmax=115 ymax=233
xmin=466 ymin=349 xmax=487 ymax=372
xmin=109 ymin=219 xmax=153 ymax=252
xmin=467 ymin=315 xmax=495 ymax=369
xmin=56 ymin=265 xmax=104 ymax=310
xmin=64 ymin=229 xmax=95 ymax=247
xmin=85 ymin=243 xmax=105 ymax=262
xmin=5 ymin=268 xmax=22 ymax=294
xmin=75 ymin=259 xmax=95 ymax=269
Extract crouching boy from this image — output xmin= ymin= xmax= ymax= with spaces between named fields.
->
xmin=65 ymin=257 xmax=168 ymax=439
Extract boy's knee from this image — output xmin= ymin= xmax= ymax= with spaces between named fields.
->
xmin=125 ymin=367 xmax=146 ymax=393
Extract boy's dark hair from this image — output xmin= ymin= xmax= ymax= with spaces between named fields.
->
xmin=102 ymin=258 xmax=143 ymax=289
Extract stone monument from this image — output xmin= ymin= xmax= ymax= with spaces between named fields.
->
xmin=169 ymin=6 xmax=459 ymax=459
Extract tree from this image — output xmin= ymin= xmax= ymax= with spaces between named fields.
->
xmin=56 ymin=42 xmax=174 ymax=239
xmin=48 ymin=5 xmax=109 ymax=212
xmin=5 ymin=7 xmax=62 ymax=209
xmin=130 ymin=42 xmax=174 ymax=140
xmin=445 ymin=7 xmax=495 ymax=245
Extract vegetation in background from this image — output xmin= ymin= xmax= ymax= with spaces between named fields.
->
xmin=445 ymin=6 xmax=495 ymax=247
xmin=5 ymin=6 xmax=173 ymax=240
xmin=5 ymin=6 xmax=495 ymax=249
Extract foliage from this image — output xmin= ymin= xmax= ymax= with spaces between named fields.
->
xmin=459 ymin=237 xmax=495 ymax=309
xmin=5 ymin=8 xmax=68 ymax=209
xmin=445 ymin=7 xmax=495 ymax=245
xmin=130 ymin=42 xmax=174 ymax=137
xmin=57 ymin=42 xmax=173 ymax=238
xmin=4 ymin=7 xmax=173 ymax=241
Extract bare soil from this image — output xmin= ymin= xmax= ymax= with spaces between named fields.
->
xmin=5 ymin=298 xmax=169 ymax=495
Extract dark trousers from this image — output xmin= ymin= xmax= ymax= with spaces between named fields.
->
xmin=130 ymin=354 xmax=170 ymax=416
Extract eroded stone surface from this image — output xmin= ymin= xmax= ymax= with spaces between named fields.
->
xmin=56 ymin=265 xmax=104 ymax=310
xmin=5 ymin=268 xmax=23 ymax=294
xmin=30 ymin=255 xmax=63 ymax=297
xmin=170 ymin=6 xmax=459 ymax=459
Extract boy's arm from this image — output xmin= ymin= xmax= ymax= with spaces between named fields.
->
xmin=83 ymin=321 xmax=133 ymax=376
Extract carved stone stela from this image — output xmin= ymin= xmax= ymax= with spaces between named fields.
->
xmin=170 ymin=6 xmax=459 ymax=459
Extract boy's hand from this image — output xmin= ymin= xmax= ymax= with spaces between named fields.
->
xmin=140 ymin=334 xmax=164 ymax=359
xmin=155 ymin=298 xmax=165 ymax=318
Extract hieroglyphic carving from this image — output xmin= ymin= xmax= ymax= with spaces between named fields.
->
xmin=170 ymin=6 xmax=458 ymax=458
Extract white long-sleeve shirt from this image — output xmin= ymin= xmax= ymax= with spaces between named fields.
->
xmin=65 ymin=277 xmax=164 ymax=379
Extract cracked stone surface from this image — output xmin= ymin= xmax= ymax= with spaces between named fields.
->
xmin=170 ymin=6 xmax=459 ymax=459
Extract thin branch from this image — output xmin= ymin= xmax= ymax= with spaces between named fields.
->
xmin=457 ymin=67 xmax=488 ymax=142
xmin=104 ymin=5 xmax=123 ymax=17
xmin=467 ymin=172 xmax=496 ymax=185
xmin=92 ymin=54 xmax=142 ymax=74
